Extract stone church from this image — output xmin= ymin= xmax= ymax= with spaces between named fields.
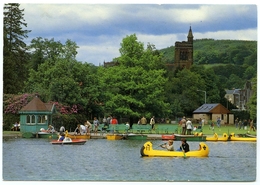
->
xmin=173 ymin=26 xmax=194 ymax=70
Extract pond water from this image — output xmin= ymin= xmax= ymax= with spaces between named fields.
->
xmin=2 ymin=138 xmax=257 ymax=183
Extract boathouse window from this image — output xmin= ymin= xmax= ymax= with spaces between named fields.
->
xmin=26 ymin=115 xmax=36 ymax=125
xmin=37 ymin=115 xmax=46 ymax=124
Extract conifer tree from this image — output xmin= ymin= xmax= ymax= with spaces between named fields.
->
xmin=3 ymin=3 xmax=31 ymax=93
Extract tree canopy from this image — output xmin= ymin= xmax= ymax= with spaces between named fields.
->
xmin=98 ymin=34 xmax=170 ymax=122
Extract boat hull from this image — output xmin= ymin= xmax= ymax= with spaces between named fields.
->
xmin=106 ymin=134 xmax=124 ymax=140
xmin=140 ymin=141 xmax=209 ymax=157
xmin=50 ymin=139 xmax=87 ymax=145
xmin=174 ymin=134 xmax=206 ymax=141
xmin=161 ymin=134 xmax=175 ymax=140
xmin=67 ymin=133 xmax=90 ymax=139
xmin=206 ymin=133 xmax=218 ymax=141
xmin=230 ymin=133 xmax=256 ymax=142
xmin=217 ymin=133 xmax=229 ymax=141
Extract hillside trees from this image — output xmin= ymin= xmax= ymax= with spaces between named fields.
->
xmin=247 ymin=76 xmax=257 ymax=121
xmin=98 ymin=34 xmax=170 ymax=123
xmin=3 ymin=3 xmax=31 ymax=93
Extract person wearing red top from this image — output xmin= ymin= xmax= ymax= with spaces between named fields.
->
xmin=110 ymin=117 xmax=118 ymax=133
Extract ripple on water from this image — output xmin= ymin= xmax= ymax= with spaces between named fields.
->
xmin=3 ymin=138 xmax=256 ymax=181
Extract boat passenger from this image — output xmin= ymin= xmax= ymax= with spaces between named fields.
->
xmin=59 ymin=125 xmax=65 ymax=134
xmin=160 ymin=140 xmax=174 ymax=151
xmin=84 ymin=120 xmax=92 ymax=134
xmin=58 ymin=133 xmax=65 ymax=141
xmin=46 ymin=125 xmax=55 ymax=133
xmin=177 ymin=138 xmax=190 ymax=152
xmin=74 ymin=124 xmax=86 ymax=135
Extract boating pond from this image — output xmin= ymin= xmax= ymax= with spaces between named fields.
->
xmin=2 ymin=138 xmax=257 ymax=182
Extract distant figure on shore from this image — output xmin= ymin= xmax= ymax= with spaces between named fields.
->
xmin=150 ymin=116 xmax=155 ymax=130
xmin=181 ymin=116 xmax=186 ymax=135
xmin=140 ymin=116 xmax=147 ymax=125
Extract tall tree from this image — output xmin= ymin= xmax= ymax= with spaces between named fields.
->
xmin=98 ymin=34 xmax=170 ymax=123
xmin=3 ymin=3 xmax=31 ymax=93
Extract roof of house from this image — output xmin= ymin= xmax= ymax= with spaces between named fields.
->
xmin=193 ymin=103 xmax=230 ymax=114
xmin=225 ymin=89 xmax=241 ymax=94
xmin=20 ymin=96 xmax=54 ymax=112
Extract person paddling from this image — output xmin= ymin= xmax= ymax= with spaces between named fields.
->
xmin=177 ymin=138 xmax=190 ymax=152
xmin=160 ymin=140 xmax=174 ymax=151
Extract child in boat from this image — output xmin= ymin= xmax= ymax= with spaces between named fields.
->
xmin=58 ymin=133 xmax=65 ymax=141
xmin=177 ymin=138 xmax=190 ymax=152
xmin=160 ymin=140 xmax=174 ymax=151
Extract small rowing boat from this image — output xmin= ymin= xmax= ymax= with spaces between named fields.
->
xmin=140 ymin=141 xmax=209 ymax=157
xmin=161 ymin=134 xmax=175 ymax=140
xmin=50 ymin=137 xmax=87 ymax=145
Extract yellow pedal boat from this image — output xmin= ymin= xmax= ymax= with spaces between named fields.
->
xmin=106 ymin=134 xmax=124 ymax=140
xmin=66 ymin=132 xmax=91 ymax=139
xmin=140 ymin=141 xmax=209 ymax=157
xmin=206 ymin=133 xmax=218 ymax=141
xmin=229 ymin=133 xmax=256 ymax=142
xmin=217 ymin=133 xmax=229 ymax=141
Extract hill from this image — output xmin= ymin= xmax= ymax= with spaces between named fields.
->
xmin=160 ymin=39 xmax=257 ymax=66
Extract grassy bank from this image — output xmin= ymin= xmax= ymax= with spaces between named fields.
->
xmin=3 ymin=124 xmax=257 ymax=137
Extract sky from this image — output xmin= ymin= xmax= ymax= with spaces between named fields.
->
xmin=14 ymin=1 xmax=258 ymax=66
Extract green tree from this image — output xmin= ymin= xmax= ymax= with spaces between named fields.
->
xmin=98 ymin=34 xmax=170 ymax=123
xmin=3 ymin=3 xmax=31 ymax=93
xmin=247 ymin=77 xmax=257 ymax=120
xmin=170 ymin=68 xmax=205 ymax=116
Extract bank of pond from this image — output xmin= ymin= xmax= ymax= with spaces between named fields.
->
xmin=20 ymin=129 xmax=256 ymax=142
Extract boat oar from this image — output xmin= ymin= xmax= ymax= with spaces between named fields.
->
xmin=181 ymin=146 xmax=186 ymax=158
xmin=155 ymin=143 xmax=166 ymax=149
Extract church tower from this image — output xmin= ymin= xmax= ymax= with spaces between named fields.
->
xmin=173 ymin=26 xmax=194 ymax=70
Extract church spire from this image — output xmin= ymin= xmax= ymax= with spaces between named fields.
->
xmin=187 ymin=26 xmax=193 ymax=43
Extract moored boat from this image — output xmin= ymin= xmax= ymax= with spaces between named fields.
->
xmin=67 ymin=133 xmax=91 ymax=140
xmin=217 ymin=133 xmax=229 ymax=141
xmin=106 ymin=134 xmax=124 ymax=140
xmin=245 ymin=133 xmax=257 ymax=138
xmin=50 ymin=137 xmax=87 ymax=145
xmin=161 ymin=134 xmax=175 ymax=140
xmin=174 ymin=133 xmax=206 ymax=141
xmin=140 ymin=141 xmax=209 ymax=157
xmin=229 ymin=133 xmax=256 ymax=142
xmin=206 ymin=133 xmax=218 ymax=141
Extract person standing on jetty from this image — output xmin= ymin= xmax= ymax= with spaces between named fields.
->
xmin=110 ymin=116 xmax=118 ymax=133
xmin=186 ymin=118 xmax=192 ymax=135
xmin=93 ymin=117 xmax=100 ymax=135
xmin=150 ymin=116 xmax=155 ymax=130
xmin=181 ymin=116 xmax=187 ymax=135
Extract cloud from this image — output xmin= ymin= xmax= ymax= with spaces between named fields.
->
xmin=19 ymin=4 xmax=257 ymax=66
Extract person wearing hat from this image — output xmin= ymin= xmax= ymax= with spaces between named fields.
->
xmin=160 ymin=140 xmax=174 ymax=151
